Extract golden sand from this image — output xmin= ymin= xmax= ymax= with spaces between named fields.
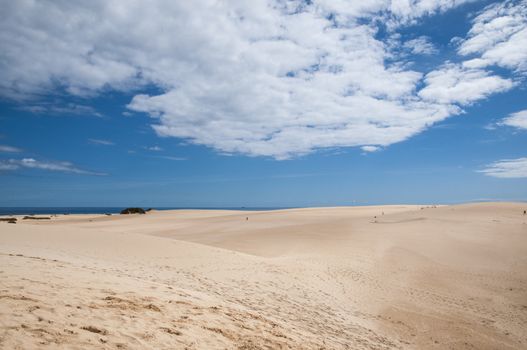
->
xmin=1 ymin=203 xmax=526 ymax=349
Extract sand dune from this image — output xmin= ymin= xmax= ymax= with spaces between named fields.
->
xmin=1 ymin=203 xmax=526 ymax=349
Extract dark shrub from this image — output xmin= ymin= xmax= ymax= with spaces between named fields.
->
xmin=1 ymin=218 xmax=17 ymax=223
xmin=120 ymin=208 xmax=146 ymax=215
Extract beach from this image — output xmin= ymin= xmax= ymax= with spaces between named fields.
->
xmin=1 ymin=203 xmax=526 ymax=349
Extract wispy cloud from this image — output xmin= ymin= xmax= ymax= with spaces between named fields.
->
xmin=403 ymin=36 xmax=438 ymax=55
xmin=19 ymin=103 xmax=102 ymax=117
xmin=479 ymin=157 xmax=527 ymax=178
xmin=0 ymin=158 xmax=106 ymax=176
xmin=88 ymin=138 xmax=115 ymax=146
xmin=0 ymin=163 xmax=19 ymax=171
xmin=499 ymin=109 xmax=527 ymax=130
xmin=156 ymin=155 xmax=186 ymax=161
xmin=0 ymin=145 xmax=22 ymax=153
xmin=145 ymin=146 xmax=163 ymax=152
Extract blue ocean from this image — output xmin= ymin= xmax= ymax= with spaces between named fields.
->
xmin=0 ymin=207 xmax=292 ymax=216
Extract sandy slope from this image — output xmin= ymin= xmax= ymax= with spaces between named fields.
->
xmin=0 ymin=203 xmax=526 ymax=349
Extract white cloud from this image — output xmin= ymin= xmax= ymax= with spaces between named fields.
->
xmin=0 ymin=163 xmax=19 ymax=171
xmin=458 ymin=0 xmax=527 ymax=72
xmin=479 ymin=157 xmax=527 ymax=178
xmin=383 ymin=0 xmax=478 ymax=28
xmin=418 ymin=63 xmax=514 ymax=105
xmin=403 ymin=36 xmax=438 ymax=55
xmin=499 ymin=109 xmax=527 ymax=129
xmin=145 ymin=146 xmax=163 ymax=152
xmin=0 ymin=145 xmax=22 ymax=153
xmin=157 ymin=155 xmax=187 ymax=161
xmin=88 ymin=138 xmax=114 ymax=146
xmin=0 ymin=0 xmax=522 ymax=159
xmin=0 ymin=158 xmax=106 ymax=175
xmin=361 ymin=145 xmax=381 ymax=152
xmin=18 ymin=102 xmax=102 ymax=117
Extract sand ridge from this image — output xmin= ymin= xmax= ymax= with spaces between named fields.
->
xmin=1 ymin=203 xmax=526 ymax=349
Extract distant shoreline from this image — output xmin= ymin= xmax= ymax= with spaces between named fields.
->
xmin=0 ymin=207 xmax=297 ymax=216
xmin=1 ymin=201 xmax=525 ymax=216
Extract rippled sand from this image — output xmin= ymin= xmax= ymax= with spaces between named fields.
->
xmin=1 ymin=203 xmax=526 ymax=349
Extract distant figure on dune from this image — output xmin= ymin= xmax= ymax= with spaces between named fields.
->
xmin=246 ymin=217 xmax=248 ymax=221
xmin=524 ymin=210 xmax=526 ymax=215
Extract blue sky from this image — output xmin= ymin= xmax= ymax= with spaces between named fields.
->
xmin=0 ymin=0 xmax=526 ymax=207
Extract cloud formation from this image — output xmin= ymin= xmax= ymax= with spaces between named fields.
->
xmin=361 ymin=145 xmax=381 ymax=152
xmin=403 ymin=36 xmax=438 ymax=55
xmin=479 ymin=157 xmax=527 ymax=178
xmin=418 ymin=63 xmax=513 ymax=105
xmin=458 ymin=0 xmax=527 ymax=72
xmin=0 ymin=158 xmax=106 ymax=175
xmin=89 ymin=138 xmax=115 ymax=146
xmin=500 ymin=109 xmax=527 ymax=129
xmin=0 ymin=145 xmax=22 ymax=153
xmin=0 ymin=0 xmax=524 ymax=158
xmin=156 ymin=155 xmax=187 ymax=161
xmin=18 ymin=103 xmax=102 ymax=117
xmin=145 ymin=146 xmax=163 ymax=152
